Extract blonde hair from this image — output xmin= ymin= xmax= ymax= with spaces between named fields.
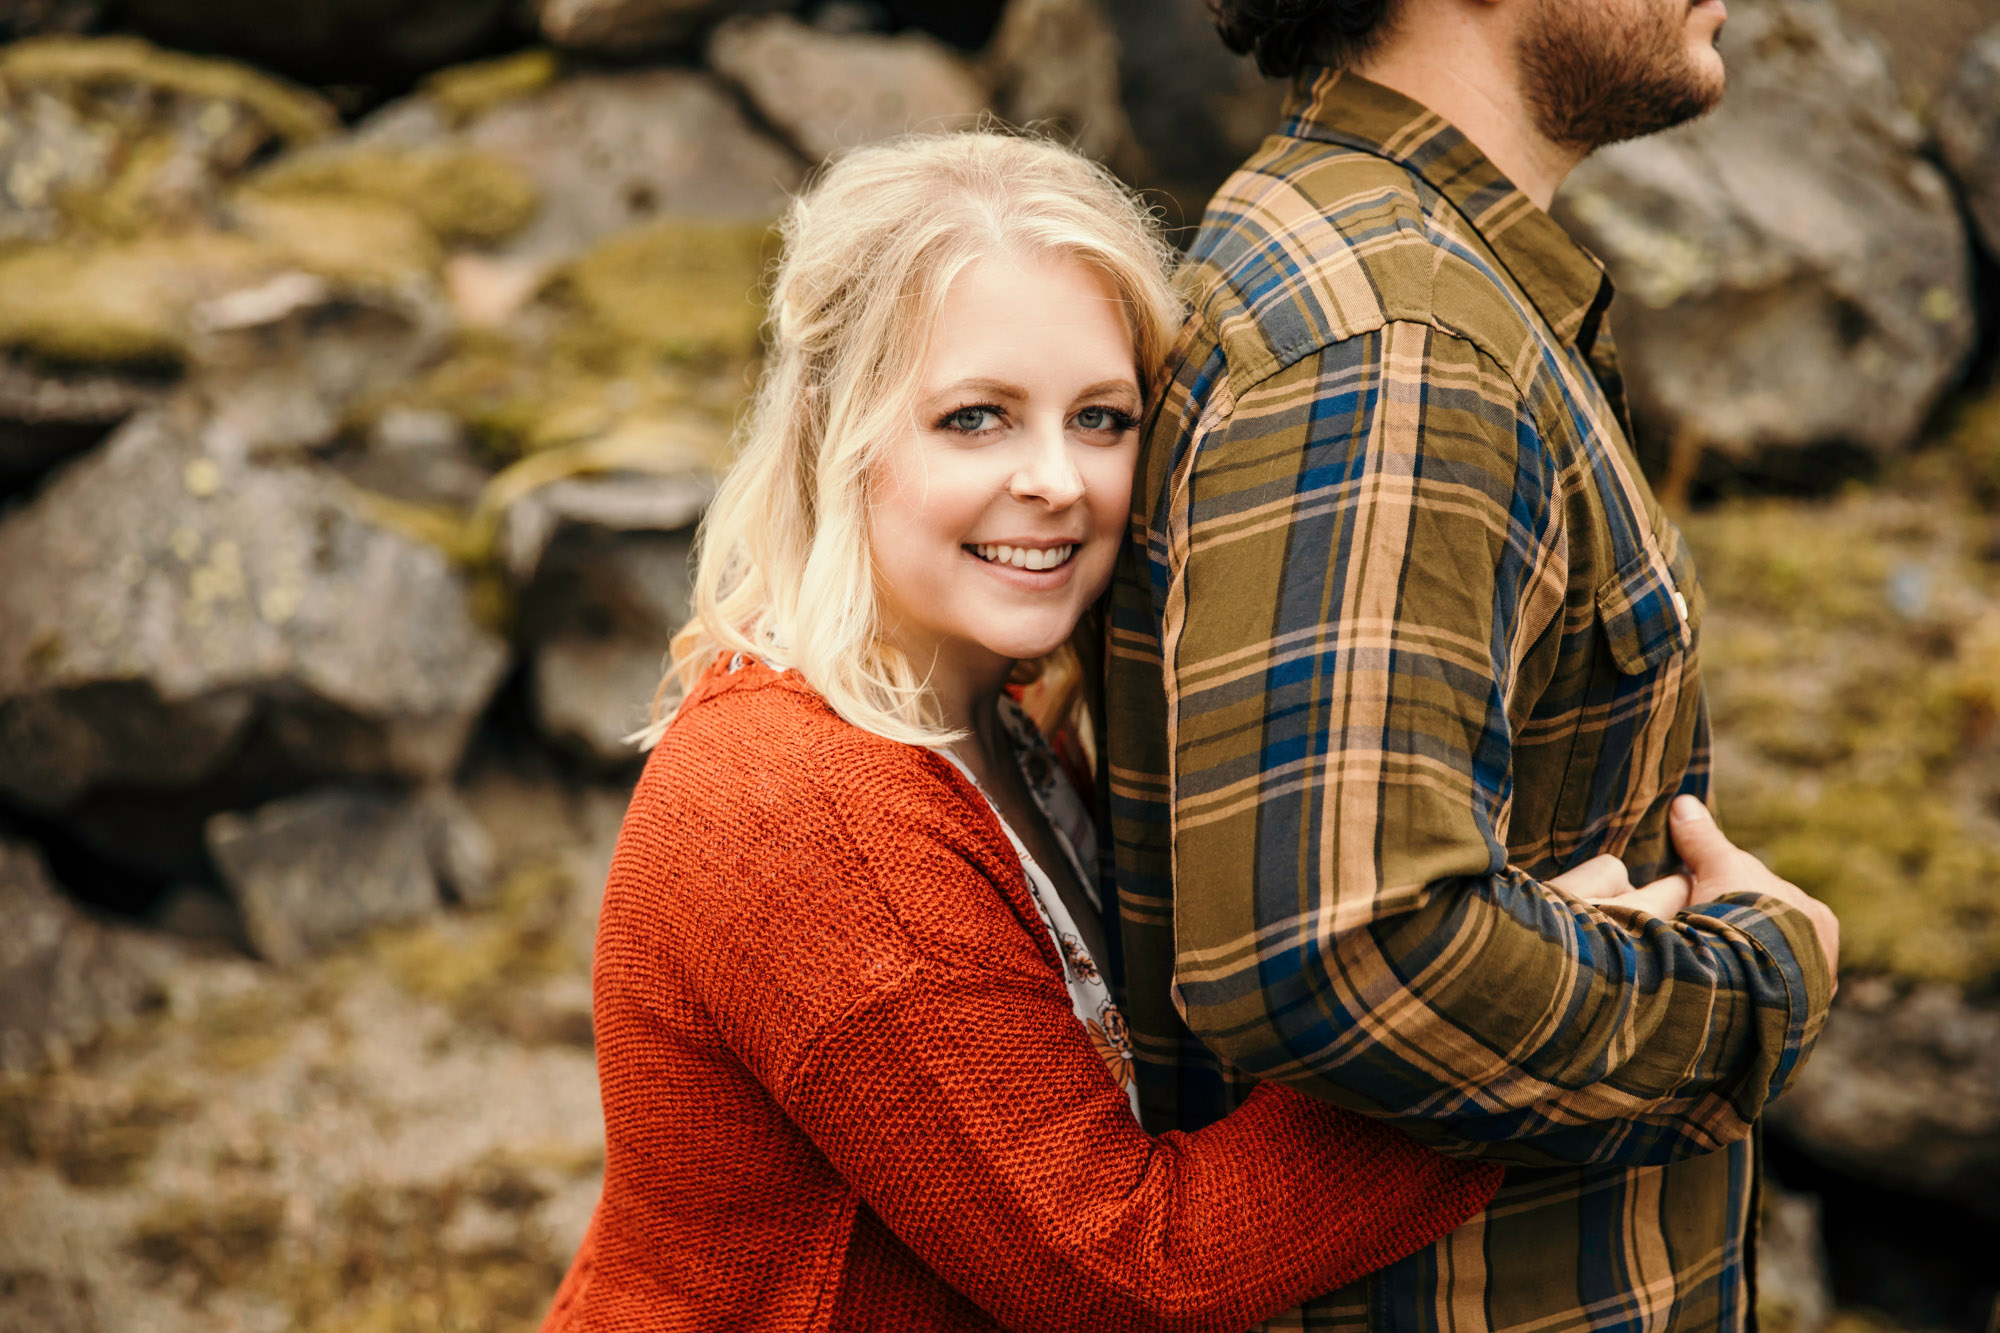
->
xmin=636 ymin=130 xmax=1181 ymax=750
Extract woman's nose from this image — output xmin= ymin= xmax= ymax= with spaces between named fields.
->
xmin=1010 ymin=420 xmax=1085 ymax=508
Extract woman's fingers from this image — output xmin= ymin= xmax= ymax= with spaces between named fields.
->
xmin=1547 ymin=854 xmax=1635 ymax=902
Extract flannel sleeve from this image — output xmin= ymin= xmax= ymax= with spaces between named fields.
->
xmin=1158 ymin=322 xmax=1833 ymax=1169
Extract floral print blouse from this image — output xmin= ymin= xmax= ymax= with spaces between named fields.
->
xmin=936 ymin=698 xmax=1141 ymax=1121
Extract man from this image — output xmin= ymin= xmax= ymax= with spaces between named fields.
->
xmin=1105 ymin=1 xmax=1842 ymax=1328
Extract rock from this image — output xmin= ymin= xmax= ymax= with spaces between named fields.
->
xmin=1758 ymin=1181 xmax=1837 ymax=1333
xmin=536 ymin=0 xmax=723 ymax=52
xmin=364 ymin=68 xmax=800 ymax=271
xmin=112 ymin=0 xmax=515 ymax=90
xmin=207 ymin=786 xmax=443 ymax=965
xmin=1556 ymin=3 xmax=1977 ymax=477
xmin=1809 ymin=0 xmax=1997 ymax=123
xmin=188 ymin=281 xmax=454 ymax=459
xmin=1768 ymin=978 xmax=2000 ymax=1220
xmin=0 ymin=353 xmax=169 ymax=492
xmin=546 ymin=221 xmax=773 ymax=364
xmin=417 ymin=784 xmax=497 ymax=907
xmin=244 ymin=144 xmax=542 ymax=250
xmin=707 ymin=14 xmax=987 ymax=162
xmin=982 ymin=0 xmax=1139 ymax=170
xmin=1937 ymin=29 xmax=2000 ymax=263
xmin=0 ymin=835 xmax=181 ymax=1071
xmin=0 ymin=408 xmax=510 ymax=835
xmin=530 ymin=637 xmax=668 ymax=766
xmin=1095 ymin=0 xmax=1287 ymax=225
xmin=326 ymin=407 xmax=492 ymax=511
xmin=0 ymin=39 xmax=334 ymax=243
xmin=503 ymin=472 xmax=702 ymax=766
xmin=0 ymin=0 xmax=100 ymax=42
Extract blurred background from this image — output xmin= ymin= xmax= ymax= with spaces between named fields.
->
xmin=0 ymin=0 xmax=1995 ymax=1329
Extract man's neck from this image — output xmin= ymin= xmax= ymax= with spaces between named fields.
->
xmin=1348 ymin=15 xmax=1580 ymax=211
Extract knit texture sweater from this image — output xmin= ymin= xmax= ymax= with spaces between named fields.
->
xmin=540 ymin=660 xmax=1501 ymax=1333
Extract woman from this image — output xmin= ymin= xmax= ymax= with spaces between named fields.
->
xmin=540 ymin=132 xmax=1502 ymax=1333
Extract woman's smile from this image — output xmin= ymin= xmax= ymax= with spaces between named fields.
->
xmin=869 ymin=248 xmax=1140 ymax=687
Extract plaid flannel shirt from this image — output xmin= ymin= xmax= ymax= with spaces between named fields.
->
xmin=1105 ymin=69 xmax=1833 ymax=1332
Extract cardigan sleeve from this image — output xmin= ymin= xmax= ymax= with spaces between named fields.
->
xmin=772 ymin=953 xmax=1499 ymax=1333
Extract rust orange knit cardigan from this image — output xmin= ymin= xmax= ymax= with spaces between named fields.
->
xmin=540 ymin=660 xmax=1500 ymax=1333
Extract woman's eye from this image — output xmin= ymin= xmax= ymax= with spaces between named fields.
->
xmin=1075 ymin=405 xmax=1136 ymax=433
xmin=942 ymin=406 xmax=1002 ymax=433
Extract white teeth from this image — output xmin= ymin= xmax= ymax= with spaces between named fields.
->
xmin=972 ymin=543 xmax=1075 ymax=571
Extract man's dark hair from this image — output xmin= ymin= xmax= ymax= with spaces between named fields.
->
xmin=1208 ymin=0 xmax=1400 ymax=79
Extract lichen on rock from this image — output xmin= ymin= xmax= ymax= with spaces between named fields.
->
xmin=245 ymin=144 xmax=542 ymax=249
xmin=545 ymin=219 xmax=772 ymax=366
xmin=0 ymin=34 xmax=336 ymax=147
xmin=1686 ymin=474 xmax=2000 ymax=989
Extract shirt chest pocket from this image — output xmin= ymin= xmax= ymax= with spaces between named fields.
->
xmin=1594 ymin=536 xmax=1696 ymax=675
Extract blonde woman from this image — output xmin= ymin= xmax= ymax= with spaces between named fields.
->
xmin=539 ymin=133 xmax=1500 ymax=1333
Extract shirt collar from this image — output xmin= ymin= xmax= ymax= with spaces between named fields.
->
xmin=1278 ymin=67 xmax=1615 ymax=352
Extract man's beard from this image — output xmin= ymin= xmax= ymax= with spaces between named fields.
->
xmin=1517 ymin=0 xmax=1725 ymax=154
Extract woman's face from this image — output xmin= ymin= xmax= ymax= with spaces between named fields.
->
xmin=870 ymin=250 xmax=1141 ymax=681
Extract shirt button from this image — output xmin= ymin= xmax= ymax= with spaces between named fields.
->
xmin=1672 ymin=589 xmax=1689 ymax=620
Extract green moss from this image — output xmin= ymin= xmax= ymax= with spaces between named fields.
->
xmin=0 ymin=1075 xmax=193 ymax=1188
xmin=1686 ymin=492 xmax=2000 ymax=990
xmin=1727 ymin=778 xmax=2000 ymax=987
xmin=247 ymin=148 xmax=540 ymax=249
xmin=0 ymin=36 xmax=335 ymax=146
xmin=233 ymin=192 xmax=440 ymax=284
xmin=127 ymin=1191 xmax=286 ymax=1297
xmin=123 ymin=1157 xmax=571 ymax=1331
xmin=548 ymin=221 xmax=774 ymax=367
xmin=374 ymin=864 xmax=586 ymax=1045
xmin=0 ymin=235 xmax=259 ymax=365
xmin=420 ymin=49 xmax=562 ymax=125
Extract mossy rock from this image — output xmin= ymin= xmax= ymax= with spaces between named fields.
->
xmin=0 ymin=35 xmax=335 ymax=146
xmin=248 ymin=147 xmax=541 ymax=248
xmin=420 ymin=48 xmax=561 ymax=124
xmin=1686 ymin=491 xmax=2000 ymax=989
xmin=0 ymin=233 xmax=267 ymax=365
xmin=231 ymin=192 xmax=441 ymax=284
xmin=549 ymin=221 xmax=773 ymax=367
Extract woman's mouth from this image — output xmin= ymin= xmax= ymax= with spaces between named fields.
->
xmin=968 ymin=542 xmax=1076 ymax=572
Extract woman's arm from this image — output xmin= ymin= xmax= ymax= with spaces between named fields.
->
xmin=771 ymin=953 xmax=1499 ymax=1333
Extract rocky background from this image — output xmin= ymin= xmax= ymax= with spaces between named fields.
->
xmin=0 ymin=0 xmax=1995 ymax=1329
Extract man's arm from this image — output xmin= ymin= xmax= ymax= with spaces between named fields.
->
xmin=1158 ymin=322 xmax=1832 ymax=1169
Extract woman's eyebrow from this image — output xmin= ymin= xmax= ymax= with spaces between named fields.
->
xmin=1074 ymin=378 xmax=1141 ymax=400
xmin=927 ymin=377 xmax=1028 ymax=401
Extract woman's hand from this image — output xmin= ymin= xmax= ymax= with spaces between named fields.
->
xmin=1547 ymin=854 xmax=1692 ymax=918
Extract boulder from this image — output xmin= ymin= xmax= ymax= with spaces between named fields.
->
xmin=206 ymin=787 xmax=441 ymax=964
xmin=536 ymin=0 xmax=736 ymax=53
xmin=503 ymin=472 xmax=705 ymax=767
xmin=0 ymin=408 xmax=510 ymax=856
xmin=1556 ymin=2 xmax=1977 ymax=478
xmin=0 ymin=835 xmax=182 ymax=1071
xmin=1768 ymin=978 xmax=2000 ymax=1220
xmin=982 ymin=0 xmax=1139 ymax=171
xmin=1810 ymin=0 xmax=1996 ymax=123
xmin=358 ymin=66 xmax=799 ymax=310
xmin=1756 ymin=1181 xmax=1836 ymax=1333
xmin=707 ymin=14 xmax=987 ymax=163
xmin=1936 ymin=29 xmax=2000 ymax=263
xmin=0 ymin=37 xmax=335 ymax=246
xmin=1095 ymin=0 xmax=1287 ymax=226
xmin=0 ymin=0 xmax=100 ymax=42
xmin=0 ymin=353 xmax=168 ymax=493
xmin=530 ymin=636 xmax=672 ymax=766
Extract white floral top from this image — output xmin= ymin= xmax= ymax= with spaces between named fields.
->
xmin=935 ymin=697 xmax=1141 ymax=1121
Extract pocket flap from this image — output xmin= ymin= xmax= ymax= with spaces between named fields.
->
xmin=1595 ymin=546 xmax=1692 ymax=675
